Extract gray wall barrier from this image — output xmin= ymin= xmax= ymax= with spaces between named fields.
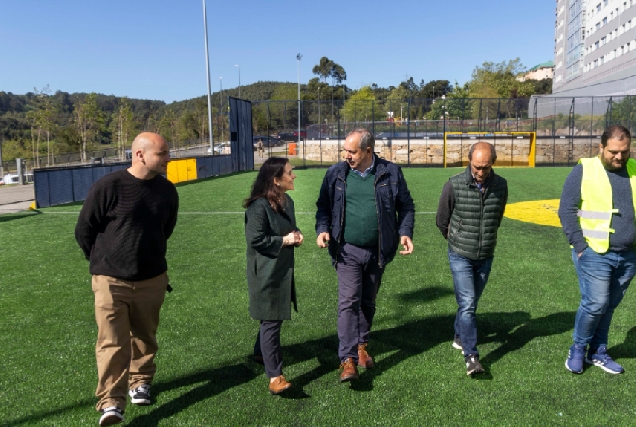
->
xmin=34 ymin=154 xmax=236 ymax=208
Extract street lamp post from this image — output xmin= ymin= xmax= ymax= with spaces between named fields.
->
xmin=297 ymin=53 xmax=302 ymax=148
xmin=235 ymin=64 xmax=241 ymax=98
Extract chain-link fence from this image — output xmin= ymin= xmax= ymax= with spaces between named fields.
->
xmin=4 ymin=96 xmax=634 ymax=177
xmin=251 ymin=96 xmax=636 ymax=168
xmin=0 ymin=137 xmax=208 ymax=177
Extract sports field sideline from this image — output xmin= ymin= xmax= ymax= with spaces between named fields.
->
xmin=2 ymin=166 xmax=635 ymax=426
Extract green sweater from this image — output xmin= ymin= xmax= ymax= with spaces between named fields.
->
xmin=343 ymin=171 xmax=378 ymax=247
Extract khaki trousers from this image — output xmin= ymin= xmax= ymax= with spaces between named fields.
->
xmin=92 ymin=272 xmax=168 ymax=411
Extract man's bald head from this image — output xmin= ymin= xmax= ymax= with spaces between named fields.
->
xmin=468 ymin=141 xmax=497 ymax=163
xmin=128 ymin=132 xmax=170 ymax=179
xmin=468 ymin=141 xmax=496 ymax=184
xmin=131 ymin=132 xmax=166 ymax=154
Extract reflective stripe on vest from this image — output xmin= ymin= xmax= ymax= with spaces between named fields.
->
xmin=579 ymin=156 xmax=636 ymax=253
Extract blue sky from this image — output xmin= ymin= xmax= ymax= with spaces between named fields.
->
xmin=0 ymin=0 xmax=555 ymax=103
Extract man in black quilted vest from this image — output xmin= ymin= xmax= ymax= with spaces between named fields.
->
xmin=436 ymin=141 xmax=508 ymax=376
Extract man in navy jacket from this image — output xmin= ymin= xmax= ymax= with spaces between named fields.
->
xmin=315 ymin=129 xmax=415 ymax=382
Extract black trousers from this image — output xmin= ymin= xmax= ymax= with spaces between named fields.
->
xmin=253 ymin=320 xmax=284 ymax=378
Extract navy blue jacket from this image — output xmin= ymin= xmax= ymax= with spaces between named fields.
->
xmin=315 ymin=157 xmax=415 ymax=267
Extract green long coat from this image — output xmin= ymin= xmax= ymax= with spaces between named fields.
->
xmin=245 ymin=194 xmax=298 ymax=320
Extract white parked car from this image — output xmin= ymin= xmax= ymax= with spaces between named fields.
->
xmin=207 ymin=142 xmax=231 ymax=154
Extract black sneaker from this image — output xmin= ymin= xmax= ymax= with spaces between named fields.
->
xmin=129 ymin=384 xmax=151 ymax=405
xmin=99 ymin=406 xmax=124 ymax=426
xmin=465 ymin=354 xmax=485 ymax=376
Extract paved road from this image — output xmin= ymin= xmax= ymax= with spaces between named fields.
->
xmin=0 ymin=184 xmax=35 ymax=214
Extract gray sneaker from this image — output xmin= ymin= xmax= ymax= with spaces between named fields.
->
xmin=99 ymin=406 xmax=124 ymax=426
xmin=129 ymin=384 xmax=151 ymax=405
xmin=465 ymin=354 xmax=485 ymax=376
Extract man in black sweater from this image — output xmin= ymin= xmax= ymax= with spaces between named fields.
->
xmin=75 ymin=132 xmax=179 ymax=426
xmin=559 ymin=125 xmax=635 ymax=376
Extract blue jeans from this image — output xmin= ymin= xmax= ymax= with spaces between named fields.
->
xmin=448 ymin=249 xmax=494 ymax=357
xmin=571 ymin=248 xmax=636 ymax=348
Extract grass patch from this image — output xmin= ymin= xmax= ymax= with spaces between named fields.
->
xmin=2 ymin=167 xmax=636 ymax=425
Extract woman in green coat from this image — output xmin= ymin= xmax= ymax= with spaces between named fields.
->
xmin=244 ymin=157 xmax=303 ymax=395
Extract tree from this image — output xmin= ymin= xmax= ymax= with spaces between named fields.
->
xmin=341 ymin=86 xmax=384 ymax=123
xmin=425 ymin=83 xmax=472 ymax=120
xmin=74 ymin=93 xmax=103 ymax=162
xmin=112 ymin=98 xmax=134 ymax=160
xmin=386 ymin=86 xmax=410 ymax=121
xmin=312 ymin=57 xmax=336 ymax=83
xmin=418 ymin=80 xmax=452 ymax=99
xmin=306 ymin=77 xmax=330 ymax=100
xmin=467 ymin=58 xmax=535 ymax=99
xmin=533 ymin=78 xmax=553 ymax=95
xmin=331 ymin=64 xmax=347 ymax=85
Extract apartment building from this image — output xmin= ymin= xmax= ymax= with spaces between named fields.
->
xmin=553 ymin=0 xmax=636 ymax=96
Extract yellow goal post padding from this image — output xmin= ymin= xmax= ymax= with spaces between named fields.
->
xmin=443 ymin=131 xmax=536 ymax=168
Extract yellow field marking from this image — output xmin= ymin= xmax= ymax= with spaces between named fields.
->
xmin=504 ymin=199 xmax=561 ymax=228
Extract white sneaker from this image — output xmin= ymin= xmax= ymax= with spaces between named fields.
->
xmin=99 ymin=406 xmax=124 ymax=426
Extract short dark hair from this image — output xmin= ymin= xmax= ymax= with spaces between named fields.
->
xmin=243 ymin=157 xmax=289 ymax=212
xmin=347 ymin=128 xmax=375 ymax=151
xmin=468 ymin=141 xmax=497 ymax=163
xmin=601 ymin=125 xmax=631 ymax=147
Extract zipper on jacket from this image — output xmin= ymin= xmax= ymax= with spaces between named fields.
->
xmin=477 ymin=186 xmax=485 ymax=259
xmin=335 ymin=174 xmax=346 ymax=267
xmin=375 ymin=169 xmax=388 ymax=268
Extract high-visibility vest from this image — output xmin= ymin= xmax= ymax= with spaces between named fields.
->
xmin=578 ymin=156 xmax=636 ymax=253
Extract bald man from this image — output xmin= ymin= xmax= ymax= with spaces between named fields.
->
xmin=436 ymin=142 xmax=508 ymax=376
xmin=75 ymin=132 xmax=179 ymax=426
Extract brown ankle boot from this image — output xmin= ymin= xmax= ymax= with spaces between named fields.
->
xmin=269 ymin=375 xmax=292 ymax=395
xmin=358 ymin=343 xmax=374 ymax=369
xmin=339 ymin=357 xmax=359 ymax=382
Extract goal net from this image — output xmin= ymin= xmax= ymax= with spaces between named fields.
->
xmin=443 ymin=132 xmax=536 ymax=167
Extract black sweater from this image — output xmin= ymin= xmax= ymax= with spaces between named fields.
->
xmin=75 ymin=169 xmax=179 ymax=281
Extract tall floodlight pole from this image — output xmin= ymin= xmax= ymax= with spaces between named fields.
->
xmin=220 ymin=77 xmax=223 ymax=141
xmin=297 ymin=53 xmax=302 ymax=147
xmin=202 ymin=0 xmax=214 ymax=153
xmin=235 ymin=64 xmax=241 ymax=98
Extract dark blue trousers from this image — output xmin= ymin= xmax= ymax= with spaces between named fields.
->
xmin=336 ymin=243 xmax=384 ymax=363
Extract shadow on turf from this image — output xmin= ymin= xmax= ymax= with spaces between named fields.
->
xmin=125 ymin=363 xmax=259 ymax=427
xmin=0 ymin=211 xmax=42 ymax=222
xmin=8 ymin=311 xmax=577 ymax=424
xmin=283 ymin=310 xmax=576 ymax=391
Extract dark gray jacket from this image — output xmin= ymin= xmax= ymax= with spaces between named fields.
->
xmin=315 ymin=157 xmax=415 ymax=268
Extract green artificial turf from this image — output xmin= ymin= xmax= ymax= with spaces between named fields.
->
xmin=2 ymin=166 xmax=636 ymax=426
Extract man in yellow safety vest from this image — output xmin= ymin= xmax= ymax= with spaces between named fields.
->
xmin=558 ymin=125 xmax=635 ymax=375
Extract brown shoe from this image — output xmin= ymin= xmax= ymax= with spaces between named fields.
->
xmin=269 ymin=375 xmax=292 ymax=395
xmin=339 ymin=357 xmax=359 ymax=382
xmin=358 ymin=343 xmax=374 ymax=369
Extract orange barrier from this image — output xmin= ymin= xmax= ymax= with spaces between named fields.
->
xmin=288 ymin=143 xmax=297 ymax=156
